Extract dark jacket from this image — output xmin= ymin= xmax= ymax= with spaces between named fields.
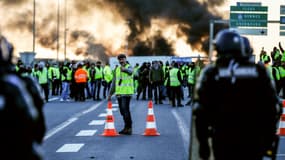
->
xmin=0 ymin=73 xmax=42 ymax=160
xmin=193 ymin=58 xmax=281 ymax=160
xmin=149 ymin=64 xmax=164 ymax=83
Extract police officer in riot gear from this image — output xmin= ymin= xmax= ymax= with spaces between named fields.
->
xmin=192 ymin=29 xmax=281 ymax=160
xmin=0 ymin=35 xmax=44 ymax=159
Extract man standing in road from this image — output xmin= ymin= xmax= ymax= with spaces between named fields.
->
xmin=74 ymin=62 xmax=88 ymax=102
xmin=192 ymin=29 xmax=281 ymax=160
xmin=108 ymin=53 xmax=134 ymax=135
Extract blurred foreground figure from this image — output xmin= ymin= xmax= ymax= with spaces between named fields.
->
xmin=192 ymin=29 xmax=281 ymax=160
xmin=0 ymin=35 xmax=45 ymax=160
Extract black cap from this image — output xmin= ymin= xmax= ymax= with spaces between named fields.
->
xmin=117 ymin=53 xmax=126 ymax=59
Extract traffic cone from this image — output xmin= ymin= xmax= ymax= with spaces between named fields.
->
xmin=277 ymin=100 xmax=285 ymax=136
xmin=101 ymin=101 xmax=119 ymax=136
xmin=143 ymin=100 xmax=160 ymax=136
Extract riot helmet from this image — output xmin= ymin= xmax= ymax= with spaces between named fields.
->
xmin=0 ymin=36 xmax=13 ymax=64
xmin=214 ymin=29 xmax=245 ymax=59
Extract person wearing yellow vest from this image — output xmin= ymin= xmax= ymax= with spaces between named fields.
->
xmin=102 ymin=62 xmax=113 ymax=99
xmin=83 ymin=61 xmax=92 ymax=99
xmin=262 ymin=54 xmax=283 ymax=98
xmin=93 ymin=61 xmax=103 ymax=101
xmin=185 ymin=62 xmax=196 ymax=106
xmin=108 ymin=54 xmax=134 ymax=135
xmin=168 ymin=61 xmax=183 ymax=107
xmin=51 ymin=62 xmax=60 ymax=96
xmin=60 ymin=62 xmax=72 ymax=102
xmin=36 ymin=61 xmax=49 ymax=102
xmin=74 ymin=62 xmax=88 ymax=101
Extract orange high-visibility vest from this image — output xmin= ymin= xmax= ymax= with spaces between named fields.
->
xmin=74 ymin=68 xmax=88 ymax=83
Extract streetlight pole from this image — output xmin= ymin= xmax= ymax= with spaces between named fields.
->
xmin=208 ymin=19 xmax=229 ymax=62
xmin=125 ymin=20 xmax=130 ymax=54
xmin=64 ymin=0 xmax=67 ymax=61
xmin=33 ymin=0 xmax=36 ymax=53
xmin=57 ymin=0 xmax=60 ymax=61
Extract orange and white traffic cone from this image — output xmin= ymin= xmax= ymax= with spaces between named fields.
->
xmin=277 ymin=100 xmax=285 ymax=136
xmin=143 ymin=100 xmax=160 ymax=136
xmin=101 ymin=101 xmax=119 ymax=137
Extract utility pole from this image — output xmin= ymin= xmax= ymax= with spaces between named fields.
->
xmin=33 ymin=0 xmax=36 ymax=53
xmin=57 ymin=0 xmax=60 ymax=61
xmin=125 ymin=20 xmax=130 ymax=54
xmin=64 ymin=0 xmax=67 ymax=61
xmin=209 ymin=19 xmax=229 ymax=62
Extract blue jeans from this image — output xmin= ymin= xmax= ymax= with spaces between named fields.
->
xmin=117 ymin=96 xmax=132 ymax=128
xmin=60 ymin=82 xmax=70 ymax=100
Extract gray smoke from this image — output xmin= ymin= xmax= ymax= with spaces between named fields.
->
xmin=101 ymin=0 xmax=226 ymax=55
xmin=0 ymin=0 xmax=28 ymax=6
xmin=1 ymin=0 xmax=227 ymax=62
xmin=70 ymin=30 xmax=108 ymax=61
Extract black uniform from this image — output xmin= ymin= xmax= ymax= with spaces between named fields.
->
xmin=0 ymin=73 xmax=43 ymax=160
xmin=193 ymin=30 xmax=281 ymax=160
xmin=0 ymin=36 xmax=44 ymax=160
xmin=194 ymin=58 xmax=280 ymax=160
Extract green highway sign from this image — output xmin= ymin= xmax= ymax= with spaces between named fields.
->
xmin=229 ymin=4 xmax=268 ymax=36
xmin=235 ymin=28 xmax=267 ymax=36
xmin=230 ymin=13 xmax=267 ymax=20
xmin=230 ymin=4 xmax=268 ymax=31
xmin=230 ymin=20 xmax=267 ymax=27
xmin=280 ymin=31 xmax=285 ymax=36
xmin=281 ymin=5 xmax=285 ymax=15
xmin=230 ymin=6 xmax=268 ymax=12
xmin=280 ymin=26 xmax=285 ymax=30
xmin=281 ymin=16 xmax=285 ymax=24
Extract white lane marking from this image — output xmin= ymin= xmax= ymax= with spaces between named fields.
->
xmin=44 ymin=101 xmax=104 ymax=141
xmin=172 ymin=109 xmax=190 ymax=157
xmin=49 ymin=97 xmax=59 ymax=101
xmin=76 ymin=130 xmax=97 ymax=136
xmin=44 ymin=117 xmax=78 ymax=140
xmin=56 ymin=143 xmax=84 ymax=152
xmin=89 ymin=120 xmax=105 ymax=125
xmin=99 ymin=113 xmax=107 ymax=117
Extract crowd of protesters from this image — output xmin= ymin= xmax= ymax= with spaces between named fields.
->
xmin=259 ymin=42 xmax=285 ymax=98
xmin=14 ymin=58 xmax=203 ymax=107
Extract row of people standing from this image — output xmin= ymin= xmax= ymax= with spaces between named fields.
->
xmin=135 ymin=60 xmax=201 ymax=107
xmin=16 ymin=57 xmax=201 ymax=106
xmin=15 ymin=60 xmax=114 ymax=102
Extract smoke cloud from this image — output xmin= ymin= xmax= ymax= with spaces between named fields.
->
xmin=1 ymin=0 xmax=28 ymax=6
xmin=102 ymin=0 xmax=226 ymax=55
xmin=0 ymin=0 xmax=226 ymax=62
